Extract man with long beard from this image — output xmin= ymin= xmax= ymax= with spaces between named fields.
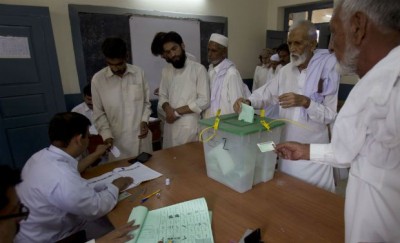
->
xmin=234 ymin=20 xmax=340 ymax=192
xmin=157 ymin=31 xmax=210 ymax=148
xmin=275 ymin=0 xmax=400 ymax=242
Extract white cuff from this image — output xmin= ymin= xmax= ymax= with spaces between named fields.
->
xmin=174 ymin=110 xmax=181 ymax=117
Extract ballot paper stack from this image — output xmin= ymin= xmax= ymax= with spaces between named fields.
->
xmin=199 ymin=113 xmax=284 ymax=193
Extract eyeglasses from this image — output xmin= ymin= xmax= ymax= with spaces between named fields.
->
xmin=0 ymin=203 xmax=29 ymax=221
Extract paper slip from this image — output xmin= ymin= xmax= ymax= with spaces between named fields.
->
xmin=110 ymin=146 xmax=121 ymax=158
xmin=238 ymin=102 xmax=255 ymax=123
xmin=118 ymin=191 xmax=132 ymax=202
xmin=257 ymin=141 xmax=276 ymax=152
xmin=87 ymin=162 xmax=162 ymax=191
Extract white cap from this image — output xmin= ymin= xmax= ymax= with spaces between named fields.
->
xmin=270 ymin=54 xmax=280 ymax=62
xmin=209 ymin=33 xmax=228 ymax=47
xmin=165 ymin=178 xmax=170 ymax=186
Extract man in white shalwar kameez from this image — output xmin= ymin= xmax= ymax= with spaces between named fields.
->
xmin=92 ymin=37 xmax=153 ymax=161
xmin=276 ymin=1 xmax=400 ymax=242
xmin=204 ymin=33 xmax=250 ymax=118
xmin=234 ymin=20 xmax=340 ymax=192
xmin=158 ymin=31 xmax=210 ymax=149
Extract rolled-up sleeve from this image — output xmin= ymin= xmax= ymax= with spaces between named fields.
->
xmin=248 ymin=77 xmax=278 ymax=109
xmin=306 ymin=92 xmax=338 ymax=124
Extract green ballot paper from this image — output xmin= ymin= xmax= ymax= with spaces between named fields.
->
xmin=127 ymin=197 xmax=214 ymax=243
xmin=238 ymin=102 xmax=255 ymax=123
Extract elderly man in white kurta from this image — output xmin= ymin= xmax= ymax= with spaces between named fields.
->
xmin=92 ymin=37 xmax=153 ymax=161
xmin=276 ymin=1 xmax=400 ymax=242
xmin=158 ymin=31 xmax=210 ymax=149
xmin=234 ymin=20 xmax=340 ymax=192
xmin=203 ymin=33 xmax=249 ymax=118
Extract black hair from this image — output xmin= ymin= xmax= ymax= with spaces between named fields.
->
xmin=48 ymin=112 xmax=91 ymax=147
xmin=276 ymin=43 xmax=289 ymax=54
xmin=151 ymin=32 xmax=166 ymax=56
xmin=101 ymin=37 xmax=127 ymax=59
xmin=83 ymin=83 xmax=91 ymax=97
xmin=160 ymin=31 xmax=184 ymax=50
xmin=0 ymin=165 xmax=21 ymax=210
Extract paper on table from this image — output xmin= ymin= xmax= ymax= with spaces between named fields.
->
xmin=238 ymin=103 xmax=255 ymax=123
xmin=87 ymin=162 xmax=162 ymax=191
xmin=127 ymin=198 xmax=214 ymax=243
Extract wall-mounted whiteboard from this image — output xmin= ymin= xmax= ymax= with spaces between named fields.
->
xmin=130 ymin=16 xmax=200 ymax=99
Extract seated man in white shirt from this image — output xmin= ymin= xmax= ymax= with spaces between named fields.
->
xmin=72 ymin=83 xmax=98 ymax=135
xmin=15 ymin=112 xmax=134 ymax=243
xmin=0 ymin=165 xmax=138 ymax=243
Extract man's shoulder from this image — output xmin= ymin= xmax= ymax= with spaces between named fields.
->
xmin=126 ymin=63 xmax=144 ymax=73
xmin=187 ymin=59 xmax=207 ymax=72
xmin=71 ymin=102 xmax=86 ymax=112
xmin=92 ymin=66 xmax=109 ymax=82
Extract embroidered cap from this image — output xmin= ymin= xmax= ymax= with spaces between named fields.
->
xmin=209 ymin=33 xmax=228 ymax=47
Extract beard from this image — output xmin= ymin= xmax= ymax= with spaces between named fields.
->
xmin=290 ymin=52 xmax=308 ymax=66
xmin=168 ymin=51 xmax=187 ymax=69
xmin=336 ymin=42 xmax=360 ymax=76
xmin=208 ymin=58 xmax=223 ymax=66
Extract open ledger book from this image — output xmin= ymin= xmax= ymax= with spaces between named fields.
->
xmin=127 ymin=197 xmax=214 ymax=243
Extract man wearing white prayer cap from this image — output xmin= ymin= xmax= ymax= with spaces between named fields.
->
xmin=204 ymin=33 xmax=250 ymax=118
xmin=234 ymin=20 xmax=340 ymax=192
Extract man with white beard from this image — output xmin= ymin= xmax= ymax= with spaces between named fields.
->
xmin=275 ymin=0 xmax=400 ymax=242
xmin=233 ymin=20 xmax=340 ymax=192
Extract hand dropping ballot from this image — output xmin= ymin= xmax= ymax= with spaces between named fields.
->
xmin=238 ymin=102 xmax=255 ymax=123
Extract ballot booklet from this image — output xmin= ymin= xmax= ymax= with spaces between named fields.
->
xmin=127 ymin=197 xmax=214 ymax=243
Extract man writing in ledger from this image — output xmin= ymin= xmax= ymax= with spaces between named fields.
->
xmin=0 ymin=165 xmax=138 ymax=243
xmin=15 ymin=112 xmax=133 ymax=242
xmin=275 ymin=0 xmax=400 ymax=242
xmin=234 ymin=20 xmax=340 ymax=192
xmin=157 ymin=31 xmax=210 ymax=148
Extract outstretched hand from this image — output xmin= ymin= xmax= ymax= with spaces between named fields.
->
xmin=275 ymin=142 xmax=310 ymax=160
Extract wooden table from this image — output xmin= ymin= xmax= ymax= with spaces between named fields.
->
xmin=82 ymin=142 xmax=344 ymax=242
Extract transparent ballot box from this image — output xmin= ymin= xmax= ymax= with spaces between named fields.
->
xmin=199 ymin=114 xmax=284 ymax=193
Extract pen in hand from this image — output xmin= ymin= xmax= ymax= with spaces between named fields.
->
xmin=141 ymin=189 xmax=161 ymax=203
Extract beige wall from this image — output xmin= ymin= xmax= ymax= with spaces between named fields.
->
xmin=1 ymin=0 xmax=340 ymax=94
xmin=0 ymin=0 xmax=270 ymax=94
